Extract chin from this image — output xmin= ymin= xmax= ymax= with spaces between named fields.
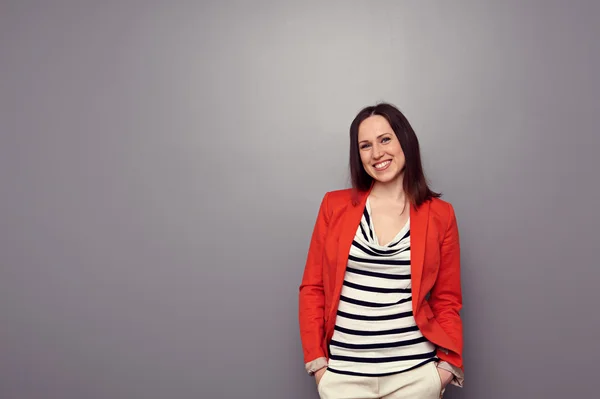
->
xmin=368 ymin=169 xmax=403 ymax=184
xmin=374 ymin=176 xmax=397 ymax=184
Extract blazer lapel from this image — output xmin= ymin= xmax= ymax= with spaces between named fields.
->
xmin=329 ymin=189 xmax=369 ymax=321
xmin=410 ymin=200 xmax=430 ymax=311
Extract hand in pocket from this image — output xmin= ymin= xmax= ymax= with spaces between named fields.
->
xmin=314 ymin=368 xmax=327 ymax=386
xmin=436 ymin=367 xmax=453 ymax=388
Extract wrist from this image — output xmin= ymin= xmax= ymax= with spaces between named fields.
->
xmin=305 ymin=357 xmax=328 ymax=375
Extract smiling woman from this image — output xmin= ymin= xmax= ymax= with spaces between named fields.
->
xmin=349 ymin=104 xmax=439 ymax=208
xmin=299 ymin=103 xmax=464 ymax=399
xmin=358 ymin=116 xmax=406 ymax=182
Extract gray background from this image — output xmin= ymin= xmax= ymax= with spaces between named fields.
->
xmin=1 ymin=1 xmax=599 ymax=398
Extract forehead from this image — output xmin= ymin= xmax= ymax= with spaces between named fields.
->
xmin=358 ymin=115 xmax=394 ymax=140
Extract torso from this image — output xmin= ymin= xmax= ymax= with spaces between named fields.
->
xmin=327 ymin=195 xmax=437 ymax=376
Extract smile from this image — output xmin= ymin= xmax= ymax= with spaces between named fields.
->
xmin=374 ymin=160 xmax=391 ymax=171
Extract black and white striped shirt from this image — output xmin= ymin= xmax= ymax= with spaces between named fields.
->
xmin=327 ymin=198 xmax=437 ymax=376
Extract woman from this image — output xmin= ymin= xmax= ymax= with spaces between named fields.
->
xmin=298 ymin=103 xmax=464 ymax=399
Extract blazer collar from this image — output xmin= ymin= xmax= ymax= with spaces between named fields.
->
xmin=410 ymin=198 xmax=430 ymax=308
xmin=330 ymin=188 xmax=369 ymax=322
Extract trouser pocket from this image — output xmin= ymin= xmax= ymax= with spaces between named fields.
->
xmin=317 ymin=369 xmax=330 ymax=397
xmin=430 ymin=362 xmax=445 ymax=398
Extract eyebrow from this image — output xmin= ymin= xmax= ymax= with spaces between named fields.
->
xmin=359 ymin=133 xmax=392 ymax=144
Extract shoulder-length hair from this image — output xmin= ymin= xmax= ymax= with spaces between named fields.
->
xmin=349 ymin=102 xmax=441 ymax=207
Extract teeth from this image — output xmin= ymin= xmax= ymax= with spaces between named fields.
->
xmin=375 ymin=161 xmax=391 ymax=169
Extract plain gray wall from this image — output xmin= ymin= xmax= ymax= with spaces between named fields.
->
xmin=1 ymin=1 xmax=599 ymax=398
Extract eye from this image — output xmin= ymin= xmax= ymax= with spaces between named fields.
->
xmin=381 ymin=136 xmax=391 ymax=143
xmin=360 ymin=143 xmax=371 ymax=150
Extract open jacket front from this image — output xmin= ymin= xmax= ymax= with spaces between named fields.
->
xmin=298 ymin=188 xmax=464 ymax=377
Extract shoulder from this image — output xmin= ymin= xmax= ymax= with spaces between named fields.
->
xmin=428 ymin=197 xmax=454 ymax=214
xmin=324 ymin=188 xmax=366 ymax=210
xmin=324 ymin=188 xmax=354 ymax=204
xmin=427 ymin=197 xmax=458 ymax=227
xmin=316 ymin=188 xmax=358 ymax=218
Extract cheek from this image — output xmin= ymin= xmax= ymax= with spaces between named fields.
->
xmin=396 ymin=154 xmax=406 ymax=166
xmin=359 ymin=152 xmax=371 ymax=167
xmin=393 ymin=145 xmax=405 ymax=162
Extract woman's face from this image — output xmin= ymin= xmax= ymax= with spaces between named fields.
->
xmin=357 ymin=115 xmax=406 ymax=184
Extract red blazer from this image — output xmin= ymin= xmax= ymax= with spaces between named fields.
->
xmin=298 ymin=187 xmax=464 ymax=370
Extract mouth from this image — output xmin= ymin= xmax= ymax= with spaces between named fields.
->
xmin=373 ymin=160 xmax=392 ymax=171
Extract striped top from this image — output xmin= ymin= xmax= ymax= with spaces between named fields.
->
xmin=327 ymin=198 xmax=437 ymax=376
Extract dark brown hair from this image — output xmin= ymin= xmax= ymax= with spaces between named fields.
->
xmin=349 ymin=102 xmax=441 ymax=207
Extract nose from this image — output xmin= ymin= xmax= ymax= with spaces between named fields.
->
xmin=373 ymin=143 xmax=384 ymax=159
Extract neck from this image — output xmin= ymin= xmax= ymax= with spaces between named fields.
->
xmin=370 ymin=174 xmax=406 ymax=202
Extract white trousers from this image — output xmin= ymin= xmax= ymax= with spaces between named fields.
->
xmin=317 ymin=361 xmax=443 ymax=399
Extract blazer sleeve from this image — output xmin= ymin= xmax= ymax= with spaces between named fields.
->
xmin=429 ymin=203 xmax=464 ymax=371
xmin=298 ymin=193 xmax=331 ymax=368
